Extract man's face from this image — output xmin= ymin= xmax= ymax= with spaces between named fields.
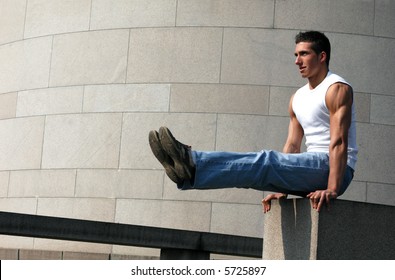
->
xmin=294 ymin=42 xmax=324 ymax=79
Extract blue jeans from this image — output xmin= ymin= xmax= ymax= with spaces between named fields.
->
xmin=178 ymin=150 xmax=354 ymax=196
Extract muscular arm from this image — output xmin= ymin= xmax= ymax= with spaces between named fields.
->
xmin=308 ymin=82 xmax=353 ymax=211
xmin=283 ymin=94 xmax=304 ymax=153
xmin=327 ymin=83 xmax=353 ymax=192
xmin=262 ymin=94 xmax=304 ymax=213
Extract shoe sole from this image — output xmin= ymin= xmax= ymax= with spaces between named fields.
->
xmin=159 ymin=127 xmax=193 ymax=180
xmin=148 ymin=130 xmax=182 ymax=184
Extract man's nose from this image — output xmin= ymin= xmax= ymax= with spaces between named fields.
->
xmin=295 ymin=55 xmax=301 ymax=65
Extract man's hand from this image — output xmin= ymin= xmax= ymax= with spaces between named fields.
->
xmin=307 ymin=190 xmax=338 ymax=212
xmin=262 ymin=193 xmax=287 ymax=213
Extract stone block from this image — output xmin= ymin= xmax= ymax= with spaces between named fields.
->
xmin=354 ymin=92 xmax=370 ymax=123
xmin=216 ymin=114 xmax=289 ymax=152
xmin=120 ymin=112 xmax=217 ymax=169
xmin=367 ymin=182 xmax=395 ymax=206
xmin=170 ymin=84 xmax=270 ymax=115
xmin=33 ymin=238 xmax=111 ymax=254
xmin=42 ymin=113 xmax=122 ymax=169
xmin=0 ymin=172 xmax=9 ymax=197
xmin=127 ymin=27 xmax=223 ymax=83
xmin=112 ymin=245 xmax=160 ymax=259
xmin=0 ymin=198 xmax=37 ymax=214
xmin=19 ymin=249 xmax=62 ymax=260
xmin=0 ymin=37 xmax=52 ymax=94
xmin=24 ymin=0 xmax=91 ymax=38
xmin=8 ymin=170 xmax=76 ymax=198
xmin=274 ymin=0 xmax=374 ymax=35
xmin=177 ymin=0 xmax=274 ymax=27
xmin=0 ymin=92 xmax=17 ymax=120
xmin=62 ymin=251 xmax=109 ymax=260
xmin=268 ymin=86 xmax=296 ymax=117
xmin=37 ymin=198 xmax=116 ymax=222
xmin=354 ymin=123 xmax=395 ymax=184
xmin=16 ymin=87 xmax=83 ymax=117
xmin=83 ymin=84 xmax=170 ymax=113
xmin=211 ymin=203 xmax=263 ymax=238
xmin=91 ymin=0 xmax=176 ymax=29
xmin=0 ymin=0 xmax=26 ymax=45
xmin=338 ymin=180 xmax=367 ymax=203
xmin=371 ymin=94 xmax=395 ymax=126
xmin=50 ymin=30 xmax=129 ymax=87
xmin=0 ymin=236 xmax=34 ymax=250
xmin=221 ymin=28 xmax=301 ymax=87
xmin=374 ymin=0 xmax=395 ymax=38
xmin=163 ymin=178 xmax=263 ymax=204
xmin=329 ymin=33 xmax=395 ymax=95
xmin=75 ymin=169 xmax=163 ymax=199
xmin=0 ymin=117 xmax=44 ymax=170
xmin=115 ymin=199 xmax=211 ymax=232
xmin=0 ymin=248 xmax=18 ymax=260
xmin=263 ymin=198 xmax=395 ymax=259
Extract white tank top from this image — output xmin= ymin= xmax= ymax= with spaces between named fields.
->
xmin=292 ymin=71 xmax=358 ymax=169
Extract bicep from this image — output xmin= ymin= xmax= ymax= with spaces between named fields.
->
xmin=284 ymin=95 xmax=304 ymax=153
xmin=327 ymin=83 xmax=353 ymax=145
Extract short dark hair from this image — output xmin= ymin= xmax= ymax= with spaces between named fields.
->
xmin=295 ymin=31 xmax=331 ymax=67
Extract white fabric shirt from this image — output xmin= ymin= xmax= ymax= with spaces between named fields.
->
xmin=292 ymin=71 xmax=358 ymax=169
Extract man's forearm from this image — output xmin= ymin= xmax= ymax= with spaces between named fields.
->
xmin=327 ymin=144 xmax=348 ymax=194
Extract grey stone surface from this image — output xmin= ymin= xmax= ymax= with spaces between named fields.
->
xmin=367 ymin=182 xmax=395 ymax=206
xmin=263 ymin=198 xmax=395 ymax=259
xmin=329 ymin=33 xmax=395 ymax=95
xmin=354 ymin=123 xmax=395 ymax=185
xmin=16 ymin=87 xmax=83 ymax=117
xmin=370 ymin=94 xmax=395 ymax=126
xmin=170 ymin=84 xmax=270 ymax=115
xmin=19 ymin=249 xmax=62 ymax=260
xmin=0 ymin=248 xmax=18 ymax=260
xmin=115 ymin=199 xmax=212 ymax=232
xmin=50 ymin=30 xmax=129 ymax=87
xmin=0 ymin=0 xmax=26 ymax=45
xmin=42 ymin=114 xmax=122 ymax=169
xmin=83 ymin=84 xmax=170 ymax=113
xmin=274 ymin=0 xmax=375 ymax=35
xmin=374 ymin=0 xmax=395 ymax=38
xmin=8 ymin=170 xmax=76 ymax=198
xmin=221 ymin=28 xmax=300 ymax=87
xmin=0 ymin=92 xmax=17 ymax=120
xmin=0 ymin=0 xmax=394 ymax=257
xmin=91 ymin=0 xmax=177 ymax=29
xmin=0 ymin=37 xmax=52 ymax=93
xmin=211 ymin=202 xmax=263 ymax=238
xmin=127 ymin=28 xmax=223 ymax=83
xmin=24 ymin=0 xmax=91 ymax=38
xmin=177 ymin=0 xmax=274 ymax=27
xmin=0 ymin=117 xmax=45 ymax=170
xmin=62 ymin=251 xmax=109 ymax=260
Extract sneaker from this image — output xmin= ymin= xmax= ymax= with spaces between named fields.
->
xmin=158 ymin=126 xmax=195 ymax=180
xmin=148 ymin=130 xmax=183 ymax=184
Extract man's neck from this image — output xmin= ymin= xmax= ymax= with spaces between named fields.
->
xmin=308 ymin=69 xmax=329 ymax=89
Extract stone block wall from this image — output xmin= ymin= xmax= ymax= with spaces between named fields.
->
xmin=0 ymin=0 xmax=394 ymax=258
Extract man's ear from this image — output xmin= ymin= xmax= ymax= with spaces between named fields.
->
xmin=319 ymin=51 xmax=327 ymax=64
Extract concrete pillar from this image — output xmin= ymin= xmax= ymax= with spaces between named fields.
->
xmin=263 ymin=198 xmax=395 ymax=260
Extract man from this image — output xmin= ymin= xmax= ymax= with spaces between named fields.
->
xmin=149 ymin=31 xmax=357 ymax=213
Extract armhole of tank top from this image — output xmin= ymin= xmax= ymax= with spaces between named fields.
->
xmin=324 ymin=80 xmax=351 ymax=111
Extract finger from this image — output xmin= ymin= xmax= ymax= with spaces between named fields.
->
xmin=306 ymin=192 xmax=314 ymax=198
xmin=263 ymin=201 xmax=271 ymax=213
xmin=317 ymin=193 xmax=328 ymax=212
xmin=326 ymin=194 xmax=331 ymax=211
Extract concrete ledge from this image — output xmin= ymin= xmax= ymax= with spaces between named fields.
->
xmin=263 ymin=199 xmax=395 ymax=260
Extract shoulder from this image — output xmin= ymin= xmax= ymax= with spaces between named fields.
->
xmin=326 ymin=82 xmax=353 ymax=111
